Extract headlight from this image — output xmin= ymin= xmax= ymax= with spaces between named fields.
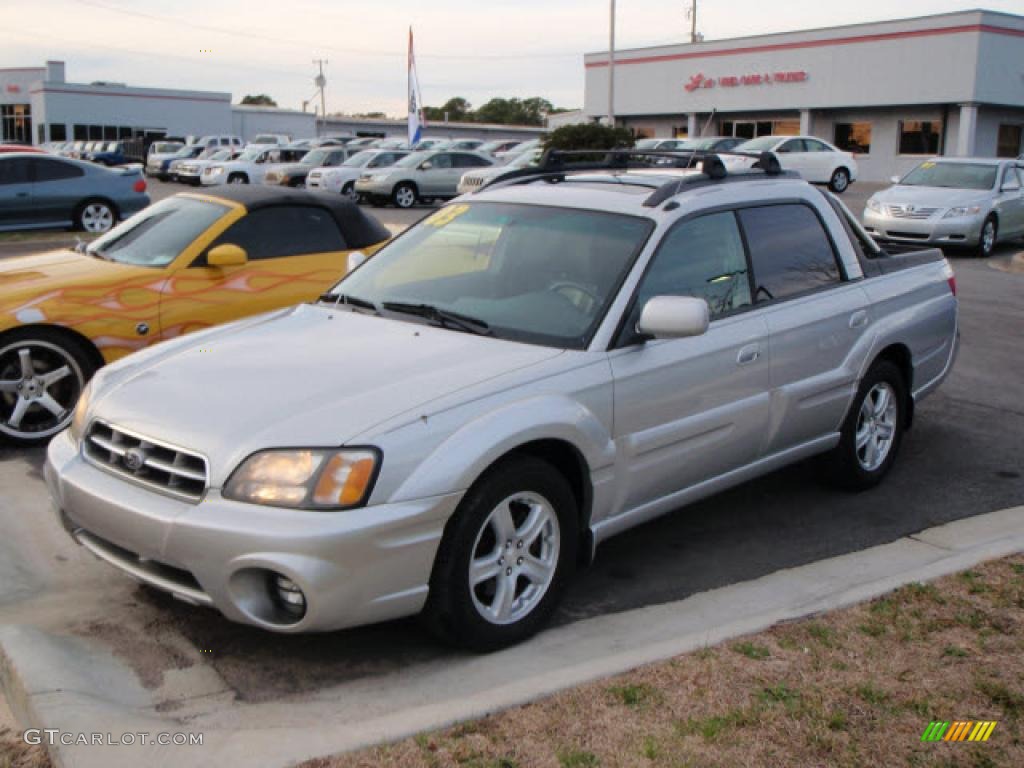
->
xmin=223 ymin=448 xmax=379 ymax=510
xmin=372 ymin=174 xmax=390 ymax=182
xmin=866 ymin=198 xmax=882 ymax=213
xmin=69 ymin=380 xmax=93 ymax=445
xmin=943 ymin=206 xmax=982 ymax=219
xmin=210 ymin=167 xmax=225 ymax=176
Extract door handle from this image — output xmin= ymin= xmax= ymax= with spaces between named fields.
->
xmin=849 ymin=310 xmax=869 ymax=329
xmin=15 ymin=192 xmax=28 ymax=198
xmin=737 ymin=343 xmax=760 ymax=365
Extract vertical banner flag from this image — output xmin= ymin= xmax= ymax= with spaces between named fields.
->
xmin=408 ymin=27 xmax=425 ymax=147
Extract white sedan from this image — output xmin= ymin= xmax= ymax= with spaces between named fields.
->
xmin=726 ymin=135 xmax=858 ymax=193
xmin=306 ymin=149 xmax=411 ymax=200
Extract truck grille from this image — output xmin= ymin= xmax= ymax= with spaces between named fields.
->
xmin=83 ymin=421 xmax=209 ymax=501
xmin=886 ymin=205 xmax=939 ymax=220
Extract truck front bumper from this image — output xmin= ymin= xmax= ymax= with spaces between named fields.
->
xmin=45 ymin=430 xmax=460 ymax=633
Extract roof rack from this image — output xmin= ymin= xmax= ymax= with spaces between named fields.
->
xmin=476 ymin=148 xmax=792 ymax=207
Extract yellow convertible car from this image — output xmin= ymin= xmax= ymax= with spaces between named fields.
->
xmin=0 ymin=186 xmax=390 ymax=444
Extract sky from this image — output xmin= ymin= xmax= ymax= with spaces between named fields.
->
xmin=2 ymin=0 xmax=1023 ymax=116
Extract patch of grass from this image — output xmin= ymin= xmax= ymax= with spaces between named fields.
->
xmin=976 ymin=679 xmax=1024 ymax=717
xmin=607 ymin=682 xmax=660 ymax=708
xmin=856 ymin=682 xmax=891 ymax=709
xmin=827 ymin=710 xmax=848 ymax=731
xmin=959 ymin=570 xmax=991 ymax=595
xmin=900 ymin=582 xmax=946 ymax=604
xmin=462 ymin=760 xmax=517 ymax=768
xmin=943 ymin=645 xmax=969 ymax=658
xmin=640 ymin=735 xmax=659 ymax=760
xmin=731 ymin=641 xmax=771 ymax=660
xmin=676 ymin=709 xmax=753 ymax=742
xmin=1010 ymin=563 xmax=1024 ymax=576
xmin=694 ymin=647 xmax=716 ymax=661
xmin=807 ymin=623 xmax=837 ymax=648
xmin=870 ymin=596 xmax=897 ymax=616
xmin=956 ymin=610 xmax=988 ymax=631
xmin=557 ymin=748 xmax=599 ymax=768
xmin=905 ymin=698 xmax=931 ymax=717
xmin=859 ymin=621 xmax=887 ymax=638
xmin=758 ymin=684 xmax=800 ymax=709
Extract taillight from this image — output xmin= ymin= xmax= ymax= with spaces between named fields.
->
xmin=133 ymin=179 xmax=147 ymax=193
xmin=942 ymin=263 xmax=956 ymax=296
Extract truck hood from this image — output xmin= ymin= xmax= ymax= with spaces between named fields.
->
xmin=873 ymin=185 xmax=992 ymax=208
xmin=89 ymin=303 xmax=563 ymax=483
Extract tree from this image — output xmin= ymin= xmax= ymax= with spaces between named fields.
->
xmin=240 ymin=94 xmax=277 ymax=107
xmin=424 ymin=96 xmax=473 ymax=123
xmin=543 ymin=122 xmax=635 ymax=160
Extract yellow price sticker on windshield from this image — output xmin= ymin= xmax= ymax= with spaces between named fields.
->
xmin=920 ymin=161 xmax=936 ymax=169
xmin=423 ymin=204 xmax=470 ymax=228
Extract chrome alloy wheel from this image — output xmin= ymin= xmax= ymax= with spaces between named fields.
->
xmin=0 ymin=341 xmax=84 ymax=440
xmin=980 ymin=219 xmax=996 ymax=256
xmin=394 ymin=185 xmax=417 ymax=208
xmin=855 ymin=382 xmax=898 ymax=472
xmin=80 ymin=203 xmax=114 ymax=233
xmin=469 ymin=492 xmax=560 ymax=625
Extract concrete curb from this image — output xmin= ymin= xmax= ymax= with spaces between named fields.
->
xmin=2 ymin=505 xmax=1022 ymax=768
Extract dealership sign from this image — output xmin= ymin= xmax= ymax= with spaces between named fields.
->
xmin=5 ymin=84 xmax=21 ymax=94
xmin=685 ymin=71 xmax=808 ymax=92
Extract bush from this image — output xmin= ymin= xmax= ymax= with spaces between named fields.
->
xmin=542 ymin=123 xmax=635 ymax=161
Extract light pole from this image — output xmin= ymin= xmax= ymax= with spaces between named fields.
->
xmin=607 ymin=0 xmax=616 ymax=126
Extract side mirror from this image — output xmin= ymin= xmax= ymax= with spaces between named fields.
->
xmin=420 ymin=161 xmax=433 ymax=170
xmin=636 ymin=296 xmax=709 ymax=340
xmin=347 ymin=250 xmax=368 ymax=272
xmin=207 ymin=244 xmax=248 ymax=268
xmin=890 ymin=175 xmax=901 ymax=184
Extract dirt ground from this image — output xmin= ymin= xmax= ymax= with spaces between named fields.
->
xmin=0 ymin=694 xmax=50 ymax=768
xmin=304 ymin=554 xmax=1024 ymax=768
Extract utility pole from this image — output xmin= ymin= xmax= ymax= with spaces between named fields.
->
xmin=690 ymin=0 xmax=698 ymax=43
xmin=313 ymin=59 xmax=328 ymax=130
xmin=607 ymin=0 xmax=616 ymax=126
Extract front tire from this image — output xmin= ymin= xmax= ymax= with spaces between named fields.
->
xmin=424 ymin=456 xmax=578 ymax=651
xmin=975 ymin=215 xmax=997 ymax=258
xmin=341 ymin=182 xmax=359 ymax=202
xmin=393 ymin=182 xmax=418 ymax=209
xmin=75 ymin=199 xmax=116 ymax=233
xmin=825 ymin=360 xmax=906 ymax=491
xmin=828 ymin=167 xmax=850 ymax=194
xmin=227 ymin=173 xmax=248 ymax=185
xmin=0 ymin=330 xmax=96 ymax=446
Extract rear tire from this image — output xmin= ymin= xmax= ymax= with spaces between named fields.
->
xmin=227 ymin=173 xmax=248 ymax=185
xmin=825 ymin=360 xmax=906 ymax=491
xmin=75 ymin=199 xmax=116 ymax=233
xmin=423 ymin=455 xmax=578 ymax=651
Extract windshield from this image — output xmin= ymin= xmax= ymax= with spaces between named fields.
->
xmin=680 ymin=138 xmax=722 ymax=150
xmin=237 ymin=148 xmax=262 ymax=162
xmin=252 ymin=135 xmax=278 ymax=144
xmin=301 ymin=148 xmax=337 ymax=166
xmin=635 ymin=139 xmax=661 ymax=149
xmin=734 ymin=136 xmax=781 ymax=152
xmin=332 ymin=202 xmax=653 ymax=348
xmin=899 ymin=161 xmax=998 ymax=190
xmin=208 ymin=150 xmax=232 ymax=161
xmin=151 ymin=142 xmax=181 ymax=154
xmin=342 ymin=151 xmax=374 ymax=167
xmin=86 ymin=197 xmax=230 ymax=267
xmin=395 ymin=152 xmax=428 ymax=168
xmin=508 ymin=149 xmax=543 ymax=168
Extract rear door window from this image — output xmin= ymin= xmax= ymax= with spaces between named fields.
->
xmin=738 ymin=204 xmax=842 ymax=302
xmin=0 ymin=158 xmax=32 ymax=185
xmin=31 ymin=158 xmax=85 ymax=182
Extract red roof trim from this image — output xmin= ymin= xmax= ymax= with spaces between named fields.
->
xmin=28 ymin=87 xmax=230 ymax=103
xmin=585 ymin=23 xmax=1024 ymax=68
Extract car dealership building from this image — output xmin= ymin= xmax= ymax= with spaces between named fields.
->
xmin=584 ymin=9 xmax=1024 ymax=181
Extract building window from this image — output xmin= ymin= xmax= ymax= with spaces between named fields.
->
xmin=88 ymin=125 xmax=103 ymax=140
xmin=996 ymin=124 xmax=1022 ymax=158
xmin=1 ymin=104 xmax=33 ymax=144
xmin=73 ymin=124 xmax=87 ymax=140
xmin=834 ymin=122 xmax=872 ymax=154
xmin=898 ymin=120 xmax=941 ymax=155
xmin=119 ymin=126 xmax=132 ymax=139
xmin=771 ymin=120 xmax=797 ymax=136
xmin=50 ymin=124 xmax=67 ymax=141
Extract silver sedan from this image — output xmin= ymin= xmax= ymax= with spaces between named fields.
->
xmin=863 ymin=158 xmax=1024 ymax=257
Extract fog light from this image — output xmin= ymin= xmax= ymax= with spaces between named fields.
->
xmin=271 ymin=574 xmax=307 ymax=618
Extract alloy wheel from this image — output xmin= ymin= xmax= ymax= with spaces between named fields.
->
xmin=831 ymin=169 xmax=849 ymax=193
xmin=395 ymin=185 xmax=416 ymax=208
xmin=0 ymin=341 xmax=85 ymax=440
xmin=855 ymin=382 xmax=898 ymax=472
xmin=81 ymin=203 xmax=114 ymax=233
xmin=469 ymin=492 xmax=560 ymax=625
xmin=981 ymin=219 xmax=996 ymax=256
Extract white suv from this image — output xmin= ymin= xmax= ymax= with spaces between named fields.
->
xmin=192 ymin=135 xmax=245 ymax=151
xmin=306 ymin=149 xmax=410 ymax=200
xmin=247 ymin=133 xmax=291 ymax=148
xmin=202 ymin=146 xmax=307 ymax=186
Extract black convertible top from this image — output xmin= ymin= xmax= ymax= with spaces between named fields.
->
xmin=196 ymin=185 xmax=391 ymax=249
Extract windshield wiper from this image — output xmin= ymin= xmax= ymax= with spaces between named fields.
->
xmin=382 ymin=302 xmax=492 ymax=336
xmin=316 ymin=293 xmax=378 ymax=312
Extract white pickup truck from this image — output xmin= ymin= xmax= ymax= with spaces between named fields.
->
xmin=201 ymin=146 xmax=308 ymax=186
